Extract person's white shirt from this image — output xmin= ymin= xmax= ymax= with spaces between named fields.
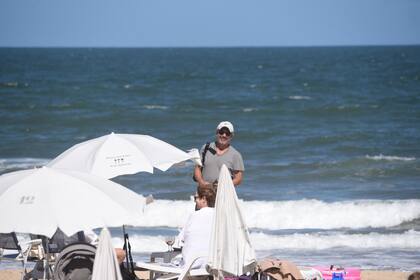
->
xmin=177 ymin=207 xmax=214 ymax=269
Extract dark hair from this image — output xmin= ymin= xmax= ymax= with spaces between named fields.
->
xmin=197 ymin=186 xmax=216 ymax=208
xmin=408 ymin=272 xmax=420 ymax=280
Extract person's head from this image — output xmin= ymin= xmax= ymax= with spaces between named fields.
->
xmin=216 ymin=121 xmax=234 ymax=146
xmin=195 ymin=186 xmax=216 ymax=209
xmin=408 ymin=272 xmax=420 ymax=280
xmin=115 ymin=248 xmax=126 ymax=264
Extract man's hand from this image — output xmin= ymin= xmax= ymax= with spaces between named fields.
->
xmin=232 ymin=171 xmax=243 ymax=186
xmin=194 ymin=165 xmax=211 ymax=188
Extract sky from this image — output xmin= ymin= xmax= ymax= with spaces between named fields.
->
xmin=1 ymin=0 xmax=420 ymax=47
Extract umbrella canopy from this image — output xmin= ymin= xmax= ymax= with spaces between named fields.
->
xmin=0 ymin=167 xmax=144 ymax=238
xmin=92 ymin=228 xmax=122 ymax=280
xmin=207 ymin=165 xmax=257 ymax=278
xmin=47 ymin=132 xmax=200 ymax=179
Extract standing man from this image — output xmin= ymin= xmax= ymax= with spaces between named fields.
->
xmin=194 ymin=121 xmax=244 ymax=189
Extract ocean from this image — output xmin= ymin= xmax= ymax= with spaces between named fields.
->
xmin=1 ymin=46 xmax=419 ymax=271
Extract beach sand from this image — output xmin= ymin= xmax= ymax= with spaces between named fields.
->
xmin=0 ymin=269 xmax=412 ymax=280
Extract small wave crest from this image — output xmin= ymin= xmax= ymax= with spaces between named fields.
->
xmin=366 ymin=154 xmax=416 ymax=161
xmin=0 ymin=158 xmax=51 ymax=174
xmin=140 ymin=199 xmax=420 ymax=230
xmin=243 ymin=108 xmax=258 ymax=113
xmin=143 ymin=105 xmax=168 ymax=110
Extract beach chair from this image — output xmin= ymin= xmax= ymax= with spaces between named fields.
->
xmin=0 ymin=233 xmax=45 ymax=280
xmin=135 ymin=256 xmax=209 ymax=280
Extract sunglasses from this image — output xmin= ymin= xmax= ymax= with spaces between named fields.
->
xmin=218 ymin=129 xmax=232 ymax=137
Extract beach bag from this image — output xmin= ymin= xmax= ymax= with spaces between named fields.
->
xmin=313 ymin=266 xmax=361 ymax=280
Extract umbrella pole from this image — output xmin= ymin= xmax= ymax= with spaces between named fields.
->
xmin=44 ymin=237 xmax=51 ymax=280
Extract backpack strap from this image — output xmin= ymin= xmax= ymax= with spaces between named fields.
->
xmin=123 ymin=233 xmax=135 ymax=275
xmin=200 ymin=142 xmax=211 ymax=169
xmin=193 ymin=142 xmax=214 ymax=182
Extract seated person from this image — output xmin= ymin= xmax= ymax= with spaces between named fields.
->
xmin=177 ymin=186 xmax=215 ymax=269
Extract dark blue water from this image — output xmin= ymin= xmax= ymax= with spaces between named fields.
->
xmin=1 ymin=47 xmax=420 ymax=270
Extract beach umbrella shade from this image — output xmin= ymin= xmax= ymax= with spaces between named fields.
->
xmin=47 ymin=132 xmax=200 ymax=179
xmin=92 ymin=227 xmax=122 ymax=280
xmin=207 ymin=165 xmax=257 ymax=279
xmin=0 ymin=167 xmax=145 ymax=238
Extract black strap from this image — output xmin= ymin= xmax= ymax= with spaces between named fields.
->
xmin=123 ymin=233 xmax=135 ymax=275
xmin=200 ymin=142 xmax=211 ymax=170
xmin=193 ymin=142 xmax=215 ymax=182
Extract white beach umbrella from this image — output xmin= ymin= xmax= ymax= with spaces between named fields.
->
xmin=0 ymin=167 xmax=144 ymax=238
xmin=92 ymin=227 xmax=122 ymax=280
xmin=207 ymin=165 xmax=257 ymax=279
xmin=47 ymin=132 xmax=200 ymax=179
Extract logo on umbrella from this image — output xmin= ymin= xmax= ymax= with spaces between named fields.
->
xmin=20 ymin=196 xmax=35 ymax=204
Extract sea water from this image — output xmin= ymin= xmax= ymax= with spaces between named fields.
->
xmin=1 ymin=47 xmax=419 ymax=271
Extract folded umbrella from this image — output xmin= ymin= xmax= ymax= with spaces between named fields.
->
xmin=207 ymin=165 xmax=257 ymax=278
xmin=92 ymin=227 xmax=122 ymax=280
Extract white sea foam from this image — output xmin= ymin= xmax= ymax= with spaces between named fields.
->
xmin=366 ymin=154 xmax=416 ymax=161
xmin=111 ymin=230 xmax=420 ymax=253
xmin=0 ymin=158 xmax=50 ymax=172
xmin=139 ymin=199 xmax=420 ymax=230
xmin=250 ymin=230 xmax=420 ymax=250
xmin=288 ymin=95 xmax=311 ymax=100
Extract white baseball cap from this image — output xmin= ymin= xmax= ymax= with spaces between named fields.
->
xmin=216 ymin=121 xmax=234 ymax=133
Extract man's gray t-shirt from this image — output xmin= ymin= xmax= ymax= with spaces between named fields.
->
xmin=200 ymin=142 xmax=244 ymax=183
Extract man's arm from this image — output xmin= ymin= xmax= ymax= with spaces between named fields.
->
xmin=194 ymin=165 xmax=212 ymax=188
xmin=232 ymin=170 xmax=243 ymax=186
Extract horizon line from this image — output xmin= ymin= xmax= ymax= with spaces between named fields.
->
xmin=1 ymin=43 xmax=420 ymax=49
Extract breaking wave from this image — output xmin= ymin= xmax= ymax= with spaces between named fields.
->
xmin=139 ymin=199 xmax=420 ymax=230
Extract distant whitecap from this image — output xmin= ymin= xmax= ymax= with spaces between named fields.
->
xmin=288 ymin=95 xmax=311 ymax=100
xmin=366 ymin=154 xmax=416 ymax=161
xmin=243 ymin=108 xmax=257 ymax=112
xmin=143 ymin=105 xmax=168 ymax=110
xmin=2 ymin=82 xmax=18 ymax=87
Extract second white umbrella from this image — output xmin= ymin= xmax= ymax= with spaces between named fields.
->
xmin=48 ymin=132 xmax=199 ymax=179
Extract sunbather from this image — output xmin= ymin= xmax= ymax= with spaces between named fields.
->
xmin=177 ymin=186 xmax=216 ymax=269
